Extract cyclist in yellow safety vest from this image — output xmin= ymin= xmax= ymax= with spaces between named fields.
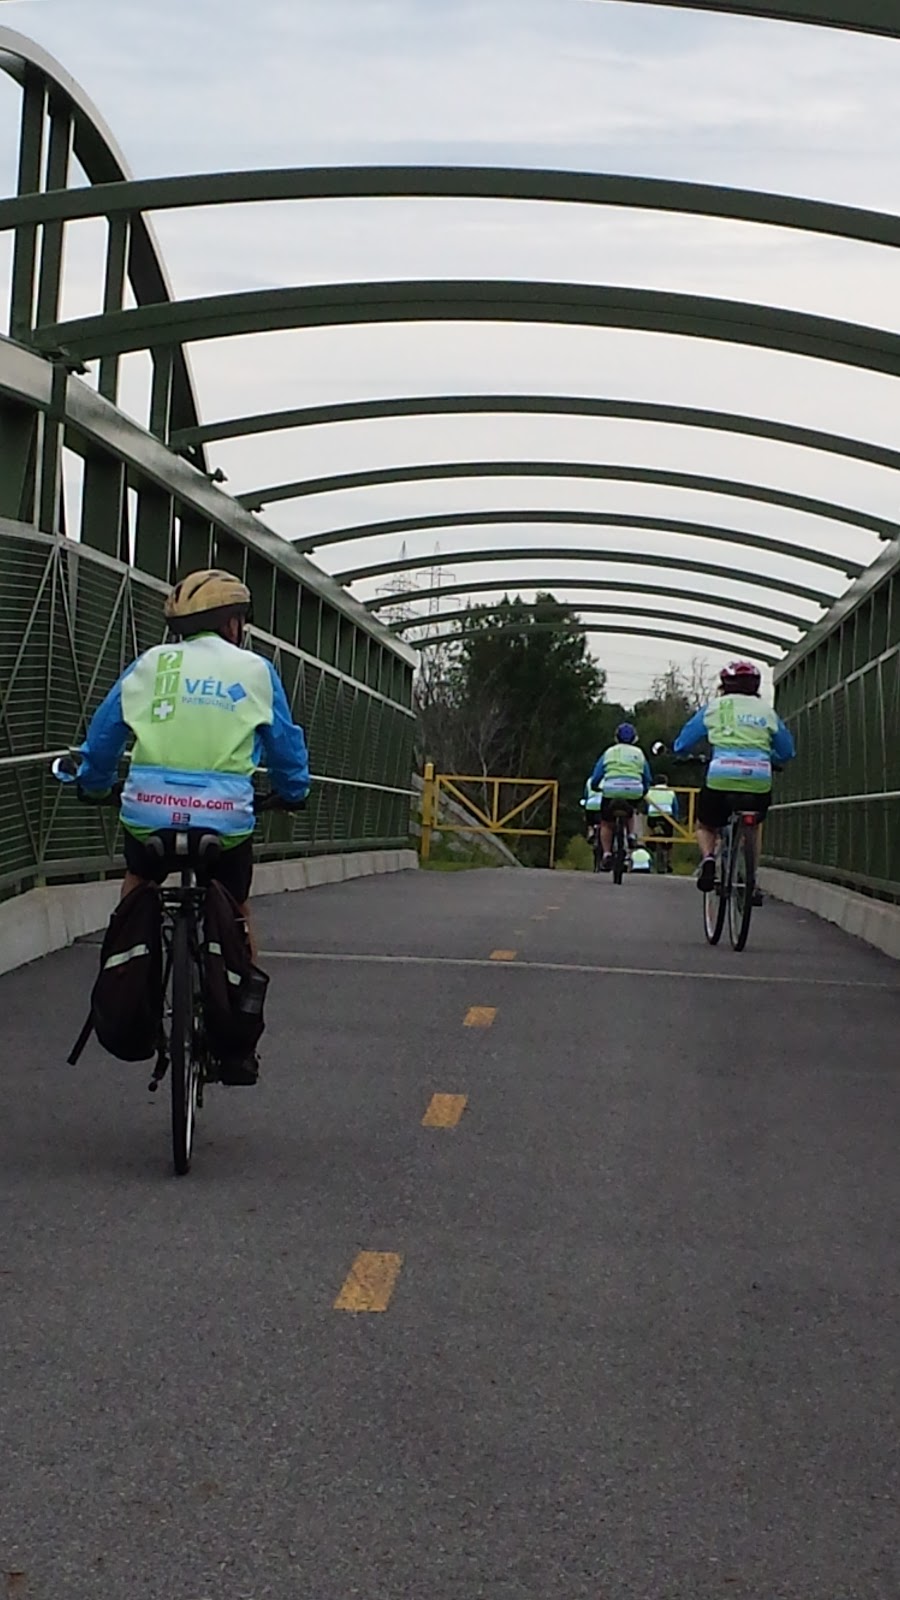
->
xmin=588 ymin=722 xmax=653 ymax=872
xmin=579 ymin=773 xmax=604 ymax=846
xmin=674 ymin=659 xmax=795 ymax=893
xmin=646 ymin=775 xmax=679 ymax=875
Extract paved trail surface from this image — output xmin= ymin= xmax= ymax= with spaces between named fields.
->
xmin=2 ymin=868 xmax=897 ymax=1598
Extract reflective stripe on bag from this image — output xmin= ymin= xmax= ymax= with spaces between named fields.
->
xmin=208 ymin=940 xmax=242 ymax=986
xmin=103 ymin=943 xmax=151 ymax=970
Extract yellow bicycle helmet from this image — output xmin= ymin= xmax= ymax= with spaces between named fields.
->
xmin=164 ymin=569 xmax=251 ymax=637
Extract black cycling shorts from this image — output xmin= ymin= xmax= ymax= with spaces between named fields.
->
xmin=123 ymin=831 xmax=254 ymax=904
xmin=647 ymin=815 xmax=674 ymax=838
xmin=696 ymin=786 xmax=771 ymax=831
xmin=599 ymin=796 xmax=638 ymax=823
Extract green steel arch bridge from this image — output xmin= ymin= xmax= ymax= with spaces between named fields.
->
xmin=1 ymin=14 xmax=899 ymax=1595
xmin=0 ymin=7 xmax=898 ymax=906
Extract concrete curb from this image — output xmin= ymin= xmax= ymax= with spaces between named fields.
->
xmin=0 ymin=849 xmax=419 ymax=977
xmin=251 ymin=849 xmax=418 ymax=896
xmin=758 ymin=867 xmax=900 ymax=961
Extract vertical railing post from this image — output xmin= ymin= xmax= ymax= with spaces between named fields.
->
xmin=149 ymin=346 xmax=175 ymax=442
xmin=420 ymin=760 xmax=435 ymax=861
xmin=0 ymin=398 xmax=39 ymax=523
xmin=35 ymin=98 xmax=73 ymax=329
xmin=549 ymin=780 xmax=559 ymax=867
xmin=37 ymin=361 xmax=67 ymax=533
xmin=9 ymin=70 xmax=46 ymax=340
xmin=98 ymin=215 xmax=131 ymax=404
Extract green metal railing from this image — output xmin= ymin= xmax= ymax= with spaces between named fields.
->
xmin=767 ymin=540 xmax=900 ymax=903
xmin=0 ymin=527 xmax=415 ymax=900
xmin=0 ymin=29 xmax=414 ymax=903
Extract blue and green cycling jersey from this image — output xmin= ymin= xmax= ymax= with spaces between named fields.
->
xmin=589 ymin=743 xmax=653 ymax=802
xmin=674 ymin=694 xmax=795 ymax=793
xmin=77 ymin=633 xmax=310 ymax=842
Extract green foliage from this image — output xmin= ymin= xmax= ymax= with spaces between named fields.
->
xmin=421 ymin=832 xmax=507 ymax=870
xmin=556 ymin=833 xmax=594 ymax=872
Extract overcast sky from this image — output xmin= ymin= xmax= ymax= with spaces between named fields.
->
xmin=2 ymin=0 xmax=899 ymax=700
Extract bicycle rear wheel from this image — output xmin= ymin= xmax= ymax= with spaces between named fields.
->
xmin=612 ymin=818 xmax=627 ymax=884
xmin=728 ymin=821 xmax=756 ymax=951
xmin=170 ymin=913 xmax=200 ymax=1175
xmin=703 ymin=838 xmax=727 ymax=945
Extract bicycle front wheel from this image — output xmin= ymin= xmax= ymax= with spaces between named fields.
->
xmin=703 ymin=841 xmax=727 ymax=945
xmin=728 ymin=822 xmax=756 ymax=952
xmin=170 ymin=913 xmax=200 ymax=1175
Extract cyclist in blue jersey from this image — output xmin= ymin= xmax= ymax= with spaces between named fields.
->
xmin=73 ymin=570 xmax=310 ymax=959
xmin=674 ymin=659 xmax=795 ymax=892
xmin=589 ymin=722 xmax=653 ymax=872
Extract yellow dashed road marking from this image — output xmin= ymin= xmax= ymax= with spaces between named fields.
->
xmin=464 ymin=1005 xmax=497 ymax=1027
xmin=490 ymin=949 xmax=517 ymax=961
xmin=334 ymin=1252 xmax=403 ymax=1312
xmin=422 ymin=1093 xmax=468 ymax=1128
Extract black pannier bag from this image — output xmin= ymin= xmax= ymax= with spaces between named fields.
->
xmin=69 ymin=883 xmax=164 ymax=1063
xmin=201 ymin=880 xmax=270 ymax=1068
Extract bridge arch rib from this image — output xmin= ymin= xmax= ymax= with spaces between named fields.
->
xmin=168 ymin=393 xmax=900 ymax=477
xmin=372 ymin=576 xmax=816 ymax=633
xmin=414 ymin=620 xmax=783 ymax=665
xmin=4 ymin=166 xmax=900 ymax=256
xmin=339 ymin=544 xmax=839 ymax=608
xmin=0 ymin=25 xmax=206 ymax=465
xmin=30 ymin=281 xmax=900 ymax=384
xmin=311 ymin=509 xmax=863 ymax=580
xmin=236 ymin=460 xmax=894 ymax=548
xmin=598 ymin=1 xmax=900 ymax=38
xmin=393 ymin=600 xmax=796 ymax=652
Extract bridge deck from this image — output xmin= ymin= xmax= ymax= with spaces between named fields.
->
xmin=1 ymin=868 xmax=897 ymax=1598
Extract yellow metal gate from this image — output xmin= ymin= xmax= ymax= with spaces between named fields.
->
xmin=420 ymin=764 xmax=559 ymax=867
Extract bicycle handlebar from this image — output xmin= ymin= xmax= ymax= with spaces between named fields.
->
xmin=253 ymin=791 xmax=307 ymax=814
xmin=651 ymin=746 xmax=783 ymax=775
xmin=50 ymin=756 xmax=307 ymax=813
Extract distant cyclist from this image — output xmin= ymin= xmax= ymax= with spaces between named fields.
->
xmin=589 ymin=722 xmax=653 ymax=872
xmin=646 ymin=774 xmax=679 ymax=874
xmin=579 ymin=772 xmax=604 ymax=848
xmin=673 ymin=659 xmax=795 ymax=892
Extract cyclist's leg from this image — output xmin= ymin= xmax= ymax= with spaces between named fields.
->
xmin=209 ymin=839 xmax=257 ymax=960
xmin=598 ymin=800 xmax=614 ymax=861
xmin=695 ymin=786 xmax=729 ymax=890
xmin=121 ymin=832 xmax=166 ymax=899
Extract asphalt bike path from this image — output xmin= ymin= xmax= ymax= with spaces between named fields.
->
xmin=1 ymin=868 xmax=897 ymax=1598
